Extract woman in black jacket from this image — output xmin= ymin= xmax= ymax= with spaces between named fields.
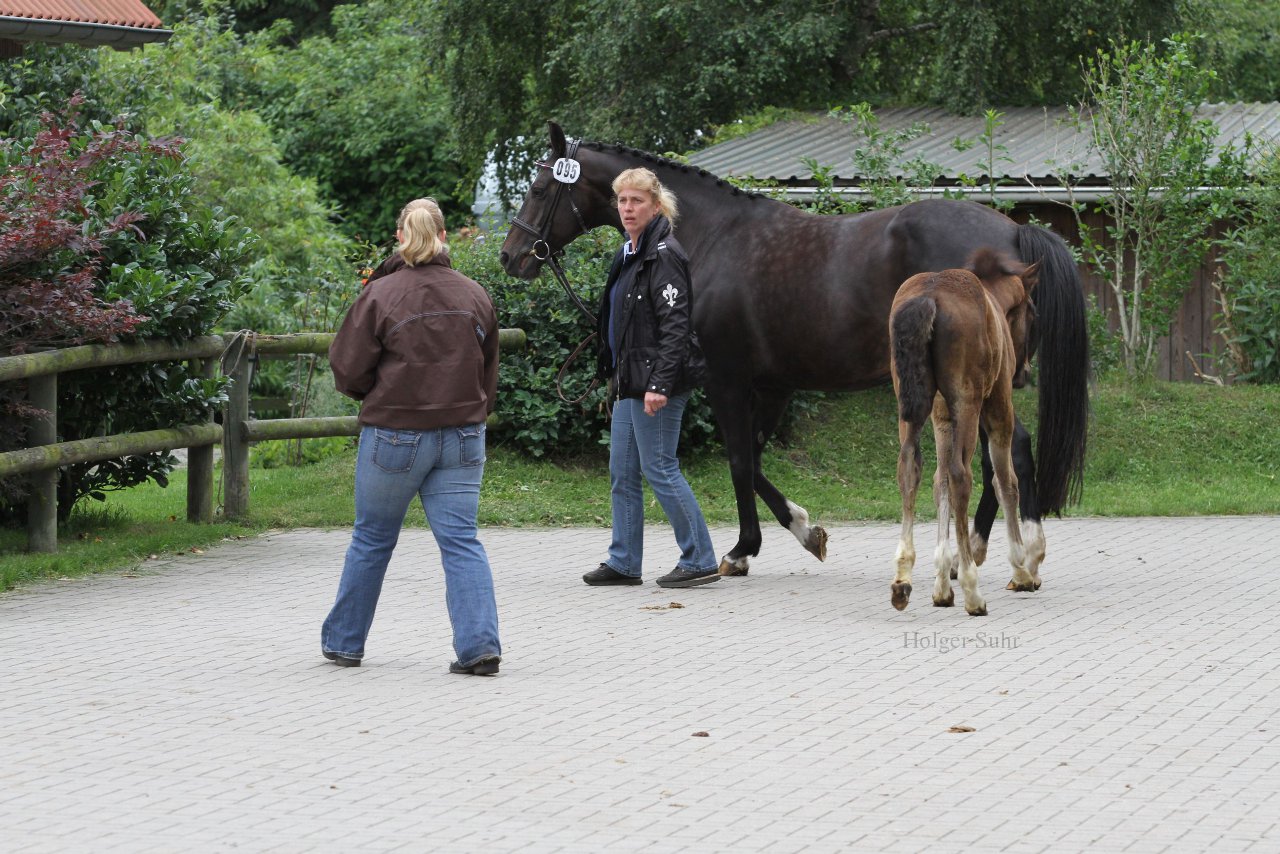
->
xmin=582 ymin=168 xmax=719 ymax=589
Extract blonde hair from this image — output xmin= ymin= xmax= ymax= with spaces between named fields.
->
xmin=397 ymin=198 xmax=447 ymax=266
xmin=611 ymin=168 xmax=678 ymax=225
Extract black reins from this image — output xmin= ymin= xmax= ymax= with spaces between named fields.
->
xmin=509 ymin=138 xmax=602 ymax=404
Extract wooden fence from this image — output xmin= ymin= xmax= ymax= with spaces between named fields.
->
xmin=0 ymin=330 xmax=526 ymax=553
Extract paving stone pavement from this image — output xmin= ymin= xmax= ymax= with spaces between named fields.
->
xmin=3 ymin=516 xmax=1279 ymax=853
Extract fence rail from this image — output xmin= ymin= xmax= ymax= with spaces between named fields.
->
xmin=0 ymin=329 xmax=526 ymax=553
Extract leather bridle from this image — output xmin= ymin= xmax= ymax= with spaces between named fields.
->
xmin=508 ymin=138 xmax=597 ymax=325
xmin=509 ymin=138 xmax=601 ymax=403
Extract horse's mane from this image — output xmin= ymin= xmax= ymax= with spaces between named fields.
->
xmin=578 ymin=140 xmax=766 ymax=202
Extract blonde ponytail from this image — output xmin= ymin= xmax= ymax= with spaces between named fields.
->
xmin=397 ymin=198 xmax=446 ymax=266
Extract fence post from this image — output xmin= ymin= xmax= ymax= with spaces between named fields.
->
xmin=26 ymin=373 xmax=57 ymax=553
xmin=222 ymin=340 xmax=252 ymax=520
xmin=186 ymin=358 xmax=216 ymax=523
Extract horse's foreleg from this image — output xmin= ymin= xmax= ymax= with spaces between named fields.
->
xmin=1009 ymin=419 xmax=1045 ymax=590
xmin=892 ymin=419 xmax=925 ymax=610
xmin=971 ymin=428 xmax=998 ymax=567
xmin=706 ymin=385 xmax=761 ymax=576
xmin=749 ymin=391 xmax=827 ymax=563
xmin=949 ymin=407 xmax=986 ymax=616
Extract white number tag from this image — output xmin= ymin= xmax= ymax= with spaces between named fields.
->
xmin=551 ymin=157 xmax=581 ymax=184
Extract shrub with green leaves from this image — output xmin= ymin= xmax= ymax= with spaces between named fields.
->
xmin=450 ymin=230 xmax=718 ymax=458
xmin=0 ymin=103 xmax=253 ymax=523
xmin=1216 ymin=144 xmax=1280 ymax=384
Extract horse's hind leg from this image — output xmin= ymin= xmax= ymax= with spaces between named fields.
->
xmin=988 ymin=414 xmax=1037 ymax=593
xmin=891 ymin=418 xmax=926 ymax=610
xmin=750 ymin=390 xmax=828 ymax=564
xmin=947 ymin=403 xmax=986 ymax=616
xmin=930 ymin=402 xmax=956 ymax=609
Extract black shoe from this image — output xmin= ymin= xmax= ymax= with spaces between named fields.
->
xmin=323 ymin=650 xmax=361 ymax=667
xmin=583 ymin=563 xmax=643 ymax=586
xmin=655 ymin=567 xmax=721 ymax=588
xmin=450 ymin=656 xmax=500 ymax=676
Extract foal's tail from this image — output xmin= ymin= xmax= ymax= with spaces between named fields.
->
xmin=1016 ymin=224 xmax=1090 ymax=514
xmin=891 ymin=296 xmax=938 ymax=426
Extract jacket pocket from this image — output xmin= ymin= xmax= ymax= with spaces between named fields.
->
xmin=371 ymin=428 xmax=420 ymax=473
xmin=458 ymin=423 xmax=486 ymax=467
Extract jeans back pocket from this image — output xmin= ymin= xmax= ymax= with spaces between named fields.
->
xmin=458 ymin=423 xmax=486 ymax=467
xmin=371 ymin=428 xmax=421 ymax=473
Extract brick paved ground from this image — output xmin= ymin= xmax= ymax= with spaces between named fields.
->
xmin=2 ymin=517 xmax=1278 ymax=852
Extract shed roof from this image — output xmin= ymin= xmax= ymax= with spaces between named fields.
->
xmin=687 ymin=104 xmax=1280 ymax=199
xmin=0 ymin=0 xmax=169 ymax=49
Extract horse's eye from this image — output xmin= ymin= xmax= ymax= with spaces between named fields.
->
xmin=531 ymin=183 xmax=547 ymax=199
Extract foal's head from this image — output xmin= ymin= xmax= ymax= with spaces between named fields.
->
xmin=968 ymin=249 xmax=1040 ymax=388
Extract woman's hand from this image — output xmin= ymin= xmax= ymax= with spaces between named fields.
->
xmin=644 ymin=392 xmax=668 ymax=416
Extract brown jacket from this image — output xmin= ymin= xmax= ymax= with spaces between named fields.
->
xmin=330 ymin=253 xmax=499 ymax=430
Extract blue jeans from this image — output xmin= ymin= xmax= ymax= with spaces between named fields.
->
xmin=321 ymin=424 xmax=501 ymax=666
xmin=606 ymin=394 xmax=717 ymax=577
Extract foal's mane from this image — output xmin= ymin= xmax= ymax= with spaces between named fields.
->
xmin=579 ymin=140 xmax=765 ymax=203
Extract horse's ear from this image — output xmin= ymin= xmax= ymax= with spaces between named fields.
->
xmin=548 ymin=121 xmax=567 ymax=158
xmin=1021 ymin=260 xmax=1041 ymax=294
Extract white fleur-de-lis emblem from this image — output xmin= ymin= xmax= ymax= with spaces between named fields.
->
xmin=662 ymin=284 xmax=679 ymax=307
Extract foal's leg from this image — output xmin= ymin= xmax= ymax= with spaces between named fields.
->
xmin=930 ymin=402 xmax=956 ymax=609
xmin=1008 ymin=420 xmax=1045 ymax=590
xmin=891 ymin=417 xmax=926 ymax=610
xmin=750 ymin=390 xmax=828 ymax=565
xmin=948 ymin=403 xmax=986 ymax=616
xmin=986 ymin=404 xmax=1035 ymax=593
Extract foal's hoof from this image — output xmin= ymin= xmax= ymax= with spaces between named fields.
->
xmin=1006 ymin=579 xmax=1038 ymax=592
xmin=891 ymin=582 xmax=912 ymax=611
xmin=933 ymin=590 xmax=955 ymax=608
xmin=966 ymin=602 xmax=988 ymax=617
xmin=718 ymin=556 xmax=749 ymax=576
xmin=805 ymin=526 xmax=828 ymax=562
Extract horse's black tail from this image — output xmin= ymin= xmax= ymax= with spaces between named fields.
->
xmin=891 ymin=296 xmax=938 ymax=426
xmin=1016 ymin=223 xmax=1090 ymax=514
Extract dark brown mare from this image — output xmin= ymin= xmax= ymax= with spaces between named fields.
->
xmin=889 ymin=250 xmax=1040 ymax=617
xmin=500 ymin=123 xmax=1089 ymax=577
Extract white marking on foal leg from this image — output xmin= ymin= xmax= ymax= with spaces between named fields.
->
xmin=970 ymin=527 xmax=988 ymax=566
xmin=932 ymin=493 xmax=955 ymax=607
xmin=1022 ymin=519 xmax=1045 ymax=587
xmin=957 ymin=552 xmax=987 ymax=616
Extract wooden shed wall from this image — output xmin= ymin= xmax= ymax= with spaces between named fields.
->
xmin=1010 ymin=202 xmax=1228 ymax=382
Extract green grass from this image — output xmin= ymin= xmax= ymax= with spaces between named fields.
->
xmin=4 ymin=378 xmax=1278 ymax=590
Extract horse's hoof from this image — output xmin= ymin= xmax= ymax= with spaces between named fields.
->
xmin=805 ymin=526 xmax=828 ymax=562
xmin=933 ymin=591 xmax=955 ymax=608
xmin=718 ymin=557 xmax=749 ymax=576
xmin=1007 ymin=579 xmax=1038 ymax=593
xmin=966 ymin=602 xmax=988 ymax=617
xmin=891 ymin=582 xmax=912 ymax=611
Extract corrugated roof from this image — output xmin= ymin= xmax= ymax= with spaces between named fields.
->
xmin=0 ymin=0 xmax=162 ymax=28
xmin=688 ymin=104 xmax=1280 ymax=187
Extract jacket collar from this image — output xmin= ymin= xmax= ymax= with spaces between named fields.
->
xmin=628 ymin=214 xmax=672 ymax=262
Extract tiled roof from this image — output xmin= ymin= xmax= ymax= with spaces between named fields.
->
xmin=688 ymin=103 xmax=1280 ymax=186
xmin=0 ymin=0 xmax=163 ymax=29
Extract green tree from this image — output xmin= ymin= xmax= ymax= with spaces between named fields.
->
xmin=1064 ymin=37 xmax=1239 ymax=378
xmin=433 ymin=0 xmax=1183 ymax=192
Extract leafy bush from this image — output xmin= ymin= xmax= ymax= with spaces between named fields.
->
xmin=450 ymin=230 xmax=719 ymax=458
xmin=0 ymin=102 xmax=253 ymax=522
xmin=1216 ymin=144 xmax=1280 ymax=384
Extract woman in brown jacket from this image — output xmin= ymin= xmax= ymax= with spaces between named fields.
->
xmin=321 ymin=198 xmax=502 ymax=675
